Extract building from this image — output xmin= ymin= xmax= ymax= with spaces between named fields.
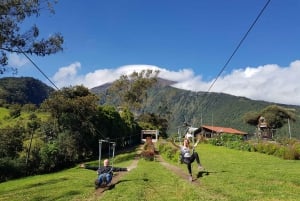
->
xmin=141 ymin=130 xmax=159 ymax=143
xmin=200 ymin=125 xmax=248 ymax=139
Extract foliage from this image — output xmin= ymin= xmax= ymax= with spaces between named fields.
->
xmin=0 ymin=77 xmax=54 ymax=105
xmin=141 ymin=138 xmax=156 ymax=161
xmin=0 ymin=0 xmax=63 ymax=74
xmin=208 ymin=134 xmax=300 ymax=160
xmin=157 ymin=140 xmax=179 ymax=163
xmin=0 ymin=157 xmax=26 ymax=182
xmin=9 ymin=104 xmax=21 ymax=118
xmin=244 ymin=104 xmax=296 ymax=130
xmin=108 ymin=69 xmax=159 ymax=114
xmin=97 ymin=80 xmax=300 ymax=139
xmin=41 ymin=85 xmax=99 ymax=159
xmin=0 ymin=85 xmax=142 ymax=180
xmin=137 ymin=112 xmax=168 ymax=138
xmin=0 ymin=126 xmax=25 ymax=158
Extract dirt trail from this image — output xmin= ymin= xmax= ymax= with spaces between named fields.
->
xmin=155 ymin=154 xmax=202 ymax=185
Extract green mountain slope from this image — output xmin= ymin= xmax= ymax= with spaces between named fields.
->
xmin=0 ymin=77 xmax=54 ymax=105
xmin=92 ymin=80 xmax=300 ymax=139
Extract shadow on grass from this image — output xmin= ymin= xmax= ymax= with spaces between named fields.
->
xmin=30 ymin=190 xmax=81 ymax=201
xmin=24 ymin=177 xmax=69 ymax=189
xmin=102 ymin=178 xmax=149 ymax=192
xmin=196 ymin=170 xmax=227 ymax=178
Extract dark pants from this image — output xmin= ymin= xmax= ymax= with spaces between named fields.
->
xmin=183 ymin=152 xmax=201 ymax=175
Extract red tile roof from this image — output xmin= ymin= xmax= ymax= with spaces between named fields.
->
xmin=201 ymin=125 xmax=247 ymax=135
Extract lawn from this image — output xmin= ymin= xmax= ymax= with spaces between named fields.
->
xmin=0 ymin=107 xmax=50 ymax=128
xmin=0 ymin=144 xmax=299 ymax=201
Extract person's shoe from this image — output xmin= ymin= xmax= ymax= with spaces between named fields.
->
xmin=94 ymin=179 xmax=100 ymax=189
xmin=188 ymin=175 xmax=193 ymax=182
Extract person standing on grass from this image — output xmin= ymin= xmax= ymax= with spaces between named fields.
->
xmin=80 ymin=159 xmax=128 ymax=188
xmin=171 ymin=138 xmax=204 ymax=182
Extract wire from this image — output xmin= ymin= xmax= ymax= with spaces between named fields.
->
xmin=207 ymin=0 xmax=271 ymax=93
xmin=16 ymin=46 xmax=59 ymax=90
xmin=199 ymin=0 xmax=271 ymax=115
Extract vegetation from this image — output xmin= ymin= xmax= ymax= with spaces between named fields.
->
xmin=107 ymin=69 xmax=159 ymax=115
xmin=0 ymin=0 xmax=63 ymax=74
xmin=0 ymin=75 xmax=299 ymax=184
xmin=0 ymin=144 xmax=299 ymax=201
xmin=96 ymin=82 xmax=300 ymax=139
xmin=0 ymin=77 xmax=54 ymax=105
xmin=244 ymin=105 xmax=296 ymax=136
xmin=208 ymin=134 xmax=300 ymax=160
xmin=0 ymin=85 xmax=142 ymax=182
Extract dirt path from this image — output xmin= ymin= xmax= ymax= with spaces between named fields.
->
xmin=155 ymin=154 xmax=202 ymax=185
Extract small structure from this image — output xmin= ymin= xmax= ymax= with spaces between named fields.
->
xmin=257 ymin=116 xmax=273 ymax=139
xmin=200 ymin=125 xmax=248 ymax=139
xmin=141 ymin=130 xmax=159 ymax=143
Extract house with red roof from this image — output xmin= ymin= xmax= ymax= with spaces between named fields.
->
xmin=200 ymin=125 xmax=248 ymax=139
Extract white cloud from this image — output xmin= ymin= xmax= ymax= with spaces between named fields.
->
xmin=52 ymin=62 xmax=83 ymax=87
xmin=52 ymin=61 xmax=300 ymax=106
xmin=8 ymin=54 xmax=28 ymax=67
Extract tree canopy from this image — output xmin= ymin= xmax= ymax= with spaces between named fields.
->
xmin=108 ymin=69 xmax=159 ymax=115
xmin=0 ymin=0 xmax=63 ymax=74
xmin=243 ymin=104 xmax=296 ymax=130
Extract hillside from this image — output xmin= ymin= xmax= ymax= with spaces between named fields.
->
xmin=0 ymin=77 xmax=54 ymax=105
xmin=0 ymin=76 xmax=298 ymax=139
xmin=91 ymin=79 xmax=300 ymax=139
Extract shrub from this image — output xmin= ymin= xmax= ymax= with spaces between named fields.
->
xmin=141 ymin=139 xmax=155 ymax=161
xmin=0 ymin=157 xmax=26 ymax=182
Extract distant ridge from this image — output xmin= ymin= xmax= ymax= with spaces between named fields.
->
xmin=91 ymin=77 xmax=300 ymax=139
xmin=90 ymin=78 xmax=177 ymax=94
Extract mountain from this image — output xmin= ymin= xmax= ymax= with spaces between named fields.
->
xmin=91 ymin=78 xmax=300 ymax=139
xmin=1 ymin=76 xmax=297 ymax=139
xmin=0 ymin=77 xmax=54 ymax=105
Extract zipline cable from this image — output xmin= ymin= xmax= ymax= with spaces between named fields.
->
xmin=17 ymin=46 xmax=59 ymax=90
xmin=200 ymin=0 xmax=272 ymax=114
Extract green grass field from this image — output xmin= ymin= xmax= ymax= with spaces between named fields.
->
xmin=0 ymin=107 xmax=50 ymax=128
xmin=0 ymin=144 xmax=299 ymax=201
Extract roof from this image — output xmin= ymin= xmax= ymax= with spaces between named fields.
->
xmin=201 ymin=125 xmax=247 ymax=135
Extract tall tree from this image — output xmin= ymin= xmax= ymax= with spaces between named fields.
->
xmin=0 ymin=0 xmax=63 ymax=74
xmin=108 ymin=69 xmax=159 ymax=115
xmin=243 ymin=104 xmax=296 ymax=137
xmin=41 ymin=85 xmax=99 ymax=159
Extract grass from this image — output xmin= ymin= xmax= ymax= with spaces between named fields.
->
xmin=196 ymin=144 xmax=300 ymax=201
xmin=0 ymin=107 xmax=50 ymax=128
xmin=0 ymin=144 xmax=299 ymax=201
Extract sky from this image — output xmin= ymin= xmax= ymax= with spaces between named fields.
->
xmin=4 ymin=0 xmax=300 ymax=106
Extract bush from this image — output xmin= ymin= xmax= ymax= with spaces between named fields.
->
xmin=157 ymin=140 xmax=178 ymax=163
xmin=0 ymin=157 xmax=26 ymax=182
xmin=209 ymin=135 xmax=300 ymax=160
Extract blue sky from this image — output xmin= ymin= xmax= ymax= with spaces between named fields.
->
xmin=4 ymin=0 xmax=300 ymax=105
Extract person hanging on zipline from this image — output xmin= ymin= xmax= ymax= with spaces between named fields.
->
xmin=171 ymin=137 xmax=204 ymax=182
xmin=80 ymin=159 xmax=128 ymax=188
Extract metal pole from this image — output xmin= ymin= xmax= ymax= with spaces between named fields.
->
xmin=288 ymin=118 xmax=292 ymax=139
xmin=111 ymin=143 xmax=116 ymax=168
xmin=99 ymin=140 xmax=102 ymax=167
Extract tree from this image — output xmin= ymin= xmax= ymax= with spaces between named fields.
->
xmin=0 ymin=0 xmax=63 ymax=74
xmin=41 ymin=85 xmax=99 ymax=159
xmin=137 ymin=112 xmax=168 ymax=138
xmin=0 ymin=126 xmax=25 ymax=158
xmin=108 ymin=69 xmax=159 ymax=115
xmin=243 ymin=104 xmax=296 ymax=138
